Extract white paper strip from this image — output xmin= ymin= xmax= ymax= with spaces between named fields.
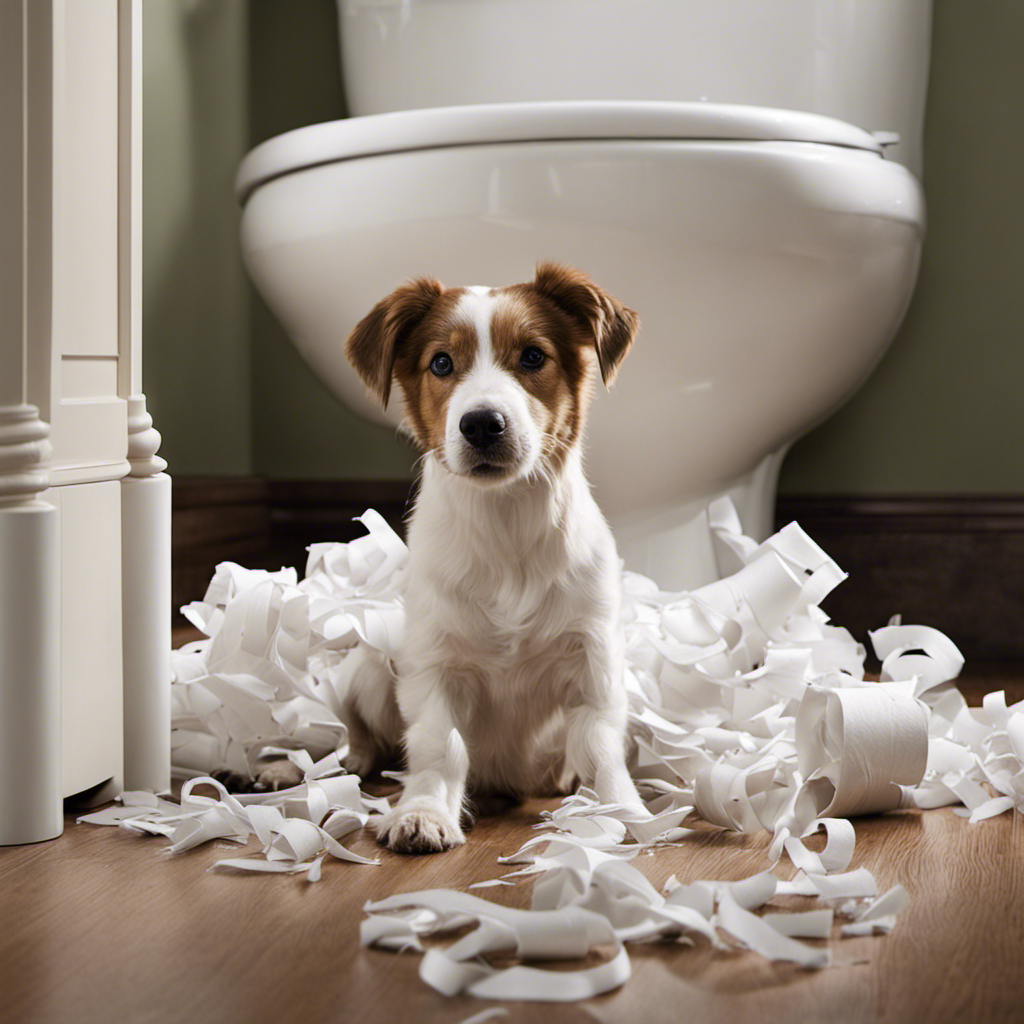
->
xmin=79 ymin=499 xmax=1024 ymax=1006
xmin=715 ymin=890 xmax=829 ymax=968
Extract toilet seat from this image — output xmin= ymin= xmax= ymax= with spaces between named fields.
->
xmin=235 ymin=100 xmax=884 ymax=203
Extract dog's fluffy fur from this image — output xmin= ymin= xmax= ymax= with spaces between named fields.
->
xmin=343 ymin=263 xmax=645 ymax=853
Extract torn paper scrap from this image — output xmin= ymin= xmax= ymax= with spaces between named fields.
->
xmin=715 ymin=890 xmax=829 ymax=968
xmin=839 ymin=884 xmax=909 ymax=937
xmin=78 ymin=499 xmax=1024 ymax=1004
xmin=81 ymin=772 xmax=381 ymax=877
xmin=362 ymin=889 xmax=631 ymax=1000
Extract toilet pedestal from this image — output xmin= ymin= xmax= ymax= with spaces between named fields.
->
xmin=610 ymin=448 xmax=788 ymax=591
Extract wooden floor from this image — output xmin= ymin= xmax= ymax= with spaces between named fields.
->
xmin=2 ymin=669 xmax=1023 ymax=1024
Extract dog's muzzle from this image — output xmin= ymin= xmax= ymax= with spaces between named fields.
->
xmin=459 ymin=408 xmax=506 ymax=451
xmin=457 ymin=407 xmax=520 ymax=478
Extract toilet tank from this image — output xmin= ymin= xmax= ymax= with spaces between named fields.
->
xmin=338 ymin=0 xmax=932 ymax=176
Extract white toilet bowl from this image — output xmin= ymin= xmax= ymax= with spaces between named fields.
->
xmin=237 ymin=99 xmax=925 ymax=586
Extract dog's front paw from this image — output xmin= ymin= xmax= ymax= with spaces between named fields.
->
xmin=211 ymin=768 xmax=255 ymax=793
xmin=375 ymin=803 xmax=465 ymax=854
xmin=253 ymin=758 xmax=305 ymax=792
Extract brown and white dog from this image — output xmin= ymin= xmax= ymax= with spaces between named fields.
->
xmin=343 ymin=263 xmax=646 ymax=853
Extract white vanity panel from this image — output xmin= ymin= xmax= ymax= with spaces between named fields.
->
xmin=52 ymin=481 xmax=125 ymax=797
xmin=48 ymin=0 xmax=129 ymax=488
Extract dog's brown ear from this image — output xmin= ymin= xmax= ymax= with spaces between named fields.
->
xmin=344 ymin=277 xmax=445 ymax=408
xmin=532 ymin=262 xmax=639 ymax=386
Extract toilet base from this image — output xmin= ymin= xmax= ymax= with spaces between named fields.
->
xmin=610 ymin=447 xmax=789 ymax=591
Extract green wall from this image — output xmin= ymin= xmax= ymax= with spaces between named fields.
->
xmin=143 ymin=0 xmax=253 ymax=475
xmin=782 ymin=0 xmax=1024 ymax=494
xmin=246 ymin=1 xmax=418 ymax=481
xmin=144 ymin=0 xmax=1024 ymax=494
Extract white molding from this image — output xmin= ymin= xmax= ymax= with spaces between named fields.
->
xmin=50 ymin=461 xmax=133 ymax=487
xmin=0 ymin=404 xmax=54 ymax=503
xmin=126 ymin=394 xmax=167 ymax=477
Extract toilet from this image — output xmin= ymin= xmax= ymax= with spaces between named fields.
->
xmin=236 ymin=0 xmax=931 ymax=589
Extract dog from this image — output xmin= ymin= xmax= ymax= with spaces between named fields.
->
xmin=342 ymin=262 xmax=647 ymax=854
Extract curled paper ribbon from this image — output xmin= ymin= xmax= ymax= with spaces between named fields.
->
xmin=78 ymin=770 xmax=382 ymax=874
xmin=79 ymin=500 xmax=1024 ymax=1006
xmin=363 ymin=889 xmax=631 ymax=1001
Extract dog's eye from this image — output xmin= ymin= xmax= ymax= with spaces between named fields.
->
xmin=429 ymin=352 xmax=454 ymax=377
xmin=520 ymin=346 xmax=546 ymax=371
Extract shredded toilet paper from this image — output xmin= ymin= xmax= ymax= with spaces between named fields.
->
xmin=80 ymin=500 xmax=1024 ymax=1003
xmin=79 ymin=755 xmax=387 ymax=876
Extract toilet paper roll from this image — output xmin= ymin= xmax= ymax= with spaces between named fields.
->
xmin=795 ymin=685 xmax=929 ymax=819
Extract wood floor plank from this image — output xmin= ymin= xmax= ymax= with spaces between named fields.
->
xmin=2 ymin=792 xmax=1022 ymax=1024
xmin=3 ymin=666 xmax=1023 ymax=1024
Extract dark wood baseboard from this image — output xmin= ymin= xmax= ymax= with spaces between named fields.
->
xmin=775 ymin=495 xmax=1024 ymax=664
xmin=775 ymin=495 xmax=1024 ymax=534
xmin=265 ymin=477 xmax=416 ymax=572
xmin=172 ymin=477 xmax=413 ymax=625
xmin=172 ymin=477 xmax=273 ymax=625
xmin=173 ymin=478 xmax=1024 ymax=662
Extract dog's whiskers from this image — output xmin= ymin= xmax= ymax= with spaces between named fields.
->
xmin=411 ymin=444 xmax=444 ymax=475
xmin=526 ymin=434 xmax=574 ymax=484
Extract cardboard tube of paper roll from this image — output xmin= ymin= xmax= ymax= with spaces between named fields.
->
xmin=795 ymin=686 xmax=929 ymax=818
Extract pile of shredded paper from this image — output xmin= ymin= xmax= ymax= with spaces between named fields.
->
xmin=81 ymin=501 xmax=1024 ymax=1002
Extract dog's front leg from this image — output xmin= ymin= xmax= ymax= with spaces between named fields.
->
xmin=566 ymin=703 xmax=647 ymax=817
xmin=374 ymin=688 xmax=469 ymax=854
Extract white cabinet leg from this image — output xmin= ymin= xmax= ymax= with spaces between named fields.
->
xmin=0 ymin=407 xmax=61 ymax=845
xmin=121 ymin=395 xmax=170 ymax=793
xmin=121 ymin=473 xmax=171 ymax=792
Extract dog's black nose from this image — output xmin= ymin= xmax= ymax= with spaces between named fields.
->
xmin=459 ymin=408 xmax=506 ymax=449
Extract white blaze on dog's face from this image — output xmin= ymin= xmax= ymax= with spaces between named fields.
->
xmin=345 ymin=263 xmax=639 ymax=486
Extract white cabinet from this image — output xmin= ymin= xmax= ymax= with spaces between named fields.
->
xmin=1 ymin=0 xmax=169 ymax=844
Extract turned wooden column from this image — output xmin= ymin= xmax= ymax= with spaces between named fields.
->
xmin=0 ymin=409 xmax=62 ymax=844
xmin=121 ymin=397 xmax=171 ymax=793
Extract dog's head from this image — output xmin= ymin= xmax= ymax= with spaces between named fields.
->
xmin=345 ymin=262 xmax=639 ymax=486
